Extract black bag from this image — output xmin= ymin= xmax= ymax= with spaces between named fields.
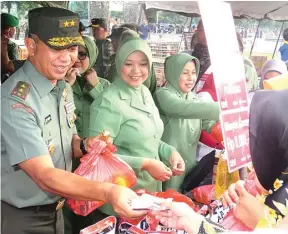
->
xmin=181 ymin=150 xmax=216 ymax=194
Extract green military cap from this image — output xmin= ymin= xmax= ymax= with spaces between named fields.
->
xmin=28 ymin=7 xmax=84 ymax=50
xmin=88 ymin=18 xmax=108 ymax=29
xmin=1 ymin=13 xmax=19 ymax=29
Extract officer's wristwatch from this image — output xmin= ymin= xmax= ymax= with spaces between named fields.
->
xmin=80 ymin=138 xmax=88 ymax=155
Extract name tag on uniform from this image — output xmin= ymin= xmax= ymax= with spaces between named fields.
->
xmin=64 ymin=101 xmax=76 ymax=114
xmin=44 ymin=115 xmax=52 ymax=125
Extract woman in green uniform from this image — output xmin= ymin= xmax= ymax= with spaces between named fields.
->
xmin=153 ymin=53 xmax=220 ymax=191
xmin=89 ymin=38 xmax=185 ymax=217
xmin=66 ymin=35 xmax=110 ymax=139
xmin=106 ymin=29 xmax=157 ymax=94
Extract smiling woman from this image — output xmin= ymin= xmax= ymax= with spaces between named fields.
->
xmin=120 ymin=51 xmax=149 ymax=88
xmin=89 ymin=38 xmax=184 ymax=219
xmin=153 ymin=53 xmax=220 ymax=191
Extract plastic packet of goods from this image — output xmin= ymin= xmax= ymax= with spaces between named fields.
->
xmin=80 ymin=216 xmax=116 ymax=234
xmin=130 ymin=194 xmax=173 ymax=211
xmin=206 ymin=200 xmax=231 ymax=223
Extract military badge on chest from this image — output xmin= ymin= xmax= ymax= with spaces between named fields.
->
xmin=63 ymin=88 xmax=76 ymax=128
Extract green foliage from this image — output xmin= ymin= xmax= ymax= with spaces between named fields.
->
xmin=69 ymin=1 xmax=88 ymax=19
xmin=1 ymin=1 xmax=40 ymax=18
xmin=110 ymin=10 xmax=123 ymax=20
xmin=157 ymin=11 xmax=187 ymax=25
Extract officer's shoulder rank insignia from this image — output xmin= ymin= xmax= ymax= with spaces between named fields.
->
xmin=11 ymin=81 xmax=31 ymax=100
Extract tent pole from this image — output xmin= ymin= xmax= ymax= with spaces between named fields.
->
xmin=189 ymin=17 xmax=193 ymax=32
xmin=272 ymin=21 xmax=285 ymax=58
xmin=249 ymin=19 xmax=262 ymax=57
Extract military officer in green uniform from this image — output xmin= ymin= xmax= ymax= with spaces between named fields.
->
xmin=1 ymin=13 xmax=19 ymax=60
xmin=153 ymin=53 xmax=220 ymax=191
xmin=88 ymin=18 xmax=112 ymax=78
xmin=1 ymin=7 xmax=146 ymax=234
xmin=1 ymin=13 xmax=20 ymax=83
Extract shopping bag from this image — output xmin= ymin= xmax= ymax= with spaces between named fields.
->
xmin=67 ymin=132 xmax=137 ymax=216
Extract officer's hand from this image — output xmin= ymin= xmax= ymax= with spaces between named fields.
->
xmin=66 ymin=68 xmax=79 ymax=86
xmin=169 ymin=151 xmax=185 ymax=176
xmin=142 ymin=159 xmax=172 ymax=182
xmin=105 ymin=184 xmax=147 ymax=218
xmin=85 ymin=68 xmax=99 ymax=87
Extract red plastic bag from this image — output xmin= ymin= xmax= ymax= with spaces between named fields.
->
xmin=80 ymin=216 xmax=117 ymax=234
xmin=67 ymin=133 xmax=137 ymax=216
xmin=192 ymin=185 xmax=215 ymax=205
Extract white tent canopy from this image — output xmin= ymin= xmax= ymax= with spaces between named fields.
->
xmin=145 ymin=1 xmax=288 ymax=21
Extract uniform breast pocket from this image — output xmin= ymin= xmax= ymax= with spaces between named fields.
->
xmin=42 ymin=126 xmax=57 ymax=159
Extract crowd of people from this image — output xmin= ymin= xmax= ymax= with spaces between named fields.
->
xmin=1 ymin=6 xmax=288 ymax=234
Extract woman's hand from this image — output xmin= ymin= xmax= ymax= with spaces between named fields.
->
xmin=169 ymin=151 xmax=185 ymax=176
xmin=85 ymin=68 xmax=99 ymax=87
xmin=152 ymin=202 xmax=202 ymax=234
xmin=222 ymin=180 xmax=265 ymax=229
xmin=142 ymin=159 xmax=172 ymax=182
xmin=65 ymin=68 xmax=79 ymax=86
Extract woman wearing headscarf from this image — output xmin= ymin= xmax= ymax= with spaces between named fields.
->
xmin=152 ymin=89 xmax=288 ymax=233
xmin=259 ymin=59 xmax=287 ymax=89
xmin=89 ymin=38 xmax=185 ymax=217
xmin=153 ymin=53 xmax=220 ymax=191
xmin=106 ymin=29 xmax=157 ymax=94
xmin=65 ymin=35 xmax=110 ymax=139
xmin=63 ymin=35 xmax=110 ymax=234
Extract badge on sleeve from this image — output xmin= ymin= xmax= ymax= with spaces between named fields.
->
xmin=11 ymin=81 xmax=31 ymax=100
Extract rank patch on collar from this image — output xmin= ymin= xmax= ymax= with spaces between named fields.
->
xmin=11 ymin=81 xmax=31 ymax=100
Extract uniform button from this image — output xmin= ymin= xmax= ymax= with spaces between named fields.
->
xmin=188 ymin=144 xmax=192 ymax=147
xmin=191 ymin=128 xmax=194 ymax=131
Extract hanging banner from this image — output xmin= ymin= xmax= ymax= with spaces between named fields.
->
xmin=198 ymin=0 xmax=251 ymax=172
